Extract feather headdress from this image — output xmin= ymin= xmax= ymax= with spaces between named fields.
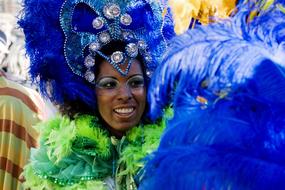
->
xmin=19 ymin=0 xmax=174 ymax=109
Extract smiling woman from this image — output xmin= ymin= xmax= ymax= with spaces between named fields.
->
xmin=96 ymin=58 xmax=146 ymax=136
xmin=91 ymin=41 xmax=147 ymax=136
xmin=18 ymin=0 xmax=174 ymax=189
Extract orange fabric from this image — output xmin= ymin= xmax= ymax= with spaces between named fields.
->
xmin=0 ymin=75 xmax=42 ymax=190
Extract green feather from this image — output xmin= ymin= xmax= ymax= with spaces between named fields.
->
xmin=23 ymin=108 xmax=173 ymax=189
xmin=75 ymin=115 xmax=112 ymax=159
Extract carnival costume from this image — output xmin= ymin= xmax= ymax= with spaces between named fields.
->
xmin=19 ymin=0 xmax=174 ymax=189
xmin=141 ymin=1 xmax=285 ymax=190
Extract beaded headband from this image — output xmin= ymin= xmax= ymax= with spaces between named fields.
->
xmin=60 ymin=0 xmax=167 ymax=83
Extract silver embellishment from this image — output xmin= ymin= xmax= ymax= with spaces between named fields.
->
xmin=85 ymin=70 xmax=95 ymax=82
xmin=103 ymin=4 xmax=121 ymax=19
xmin=145 ymin=52 xmax=152 ymax=62
xmin=99 ymin=32 xmax=111 ymax=44
xmin=89 ymin=42 xmax=101 ymax=52
xmin=92 ymin=17 xmax=104 ymax=29
xmin=138 ymin=40 xmax=147 ymax=50
xmin=126 ymin=43 xmax=138 ymax=58
xmin=111 ymin=51 xmax=124 ymax=64
xmin=84 ymin=55 xmax=95 ymax=68
xmin=120 ymin=14 xmax=132 ymax=26
xmin=146 ymin=70 xmax=152 ymax=77
xmin=122 ymin=31 xmax=135 ymax=41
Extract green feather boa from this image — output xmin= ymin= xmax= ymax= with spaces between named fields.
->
xmin=22 ymin=108 xmax=172 ymax=190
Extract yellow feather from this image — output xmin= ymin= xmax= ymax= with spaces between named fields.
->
xmin=277 ymin=3 xmax=285 ymax=13
xmin=261 ymin=0 xmax=275 ymax=10
xmin=169 ymin=0 xmax=237 ymax=34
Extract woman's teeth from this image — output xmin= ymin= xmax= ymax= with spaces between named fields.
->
xmin=114 ymin=108 xmax=134 ymax=114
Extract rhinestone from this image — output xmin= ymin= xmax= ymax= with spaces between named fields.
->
xmin=92 ymin=17 xmax=104 ymax=29
xmin=122 ymin=31 xmax=135 ymax=41
xmin=138 ymin=40 xmax=147 ymax=50
xmin=120 ymin=14 xmax=132 ymax=26
xmin=146 ymin=70 xmax=152 ymax=77
xmin=111 ymin=51 xmax=124 ymax=64
xmin=85 ymin=70 xmax=95 ymax=82
xmin=126 ymin=43 xmax=138 ymax=58
xmin=84 ymin=55 xmax=95 ymax=68
xmin=103 ymin=4 xmax=121 ymax=19
xmin=89 ymin=42 xmax=101 ymax=52
xmin=145 ymin=53 xmax=152 ymax=62
xmin=99 ymin=32 xmax=111 ymax=44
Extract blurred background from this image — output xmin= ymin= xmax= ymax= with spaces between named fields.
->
xmin=0 ymin=0 xmax=57 ymax=119
xmin=0 ymin=0 xmax=29 ymax=82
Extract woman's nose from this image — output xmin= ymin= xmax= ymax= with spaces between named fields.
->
xmin=117 ymin=83 xmax=132 ymax=101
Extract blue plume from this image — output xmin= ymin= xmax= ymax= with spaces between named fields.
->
xmin=142 ymin=5 xmax=285 ymax=190
xmin=147 ymin=6 xmax=285 ymax=120
xmin=141 ymin=61 xmax=285 ymax=189
xmin=18 ymin=0 xmax=96 ymax=107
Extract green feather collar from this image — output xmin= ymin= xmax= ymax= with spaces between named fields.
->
xmin=22 ymin=108 xmax=172 ymax=190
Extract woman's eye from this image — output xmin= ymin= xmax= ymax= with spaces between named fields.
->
xmin=96 ymin=79 xmax=118 ymax=89
xmin=128 ymin=76 xmax=144 ymax=88
xmin=103 ymin=82 xmax=117 ymax=88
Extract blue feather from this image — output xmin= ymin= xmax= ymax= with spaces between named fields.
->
xmin=142 ymin=76 xmax=285 ymax=189
xmin=143 ymin=5 xmax=285 ymax=190
xmin=148 ymin=7 xmax=285 ymax=120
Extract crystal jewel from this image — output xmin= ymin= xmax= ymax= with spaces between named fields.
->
xmin=85 ymin=70 xmax=95 ymax=82
xmin=138 ymin=40 xmax=147 ymax=50
xmin=145 ymin=53 xmax=152 ymax=62
xmin=92 ymin=17 xmax=104 ymax=29
xmin=146 ymin=70 xmax=152 ymax=77
xmin=120 ymin=14 xmax=132 ymax=26
xmin=111 ymin=51 xmax=124 ymax=64
xmin=103 ymin=4 xmax=121 ymax=19
xmin=99 ymin=32 xmax=111 ymax=44
xmin=122 ymin=31 xmax=135 ymax=41
xmin=84 ymin=55 xmax=95 ymax=68
xmin=126 ymin=43 xmax=138 ymax=58
xmin=89 ymin=42 xmax=101 ymax=52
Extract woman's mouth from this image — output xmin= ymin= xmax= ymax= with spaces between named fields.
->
xmin=113 ymin=107 xmax=136 ymax=119
xmin=114 ymin=107 xmax=134 ymax=115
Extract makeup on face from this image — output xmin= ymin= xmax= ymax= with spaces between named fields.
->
xmin=95 ymin=59 xmax=146 ymax=136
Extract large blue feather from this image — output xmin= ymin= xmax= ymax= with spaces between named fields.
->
xmin=142 ymin=4 xmax=285 ymax=190
xmin=147 ymin=7 xmax=285 ymax=120
xmin=141 ymin=63 xmax=285 ymax=189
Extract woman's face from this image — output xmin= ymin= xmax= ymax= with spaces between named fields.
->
xmin=95 ymin=59 xmax=146 ymax=135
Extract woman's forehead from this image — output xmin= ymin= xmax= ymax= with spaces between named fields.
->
xmin=97 ymin=59 xmax=143 ymax=78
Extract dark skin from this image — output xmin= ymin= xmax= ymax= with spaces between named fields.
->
xmin=95 ymin=59 xmax=146 ymax=137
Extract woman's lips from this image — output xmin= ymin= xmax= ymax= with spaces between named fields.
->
xmin=113 ymin=107 xmax=136 ymax=118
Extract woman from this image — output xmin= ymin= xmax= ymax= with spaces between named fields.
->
xmin=19 ymin=0 xmax=174 ymax=189
xmin=93 ymin=42 xmax=147 ymax=138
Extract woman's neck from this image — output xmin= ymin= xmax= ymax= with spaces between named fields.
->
xmin=104 ymin=124 xmax=125 ymax=139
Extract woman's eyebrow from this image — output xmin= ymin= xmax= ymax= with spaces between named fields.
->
xmin=98 ymin=75 xmax=117 ymax=80
xmin=127 ymin=74 xmax=144 ymax=80
xmin=96 ymin=76 xmax=117 ymax=81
